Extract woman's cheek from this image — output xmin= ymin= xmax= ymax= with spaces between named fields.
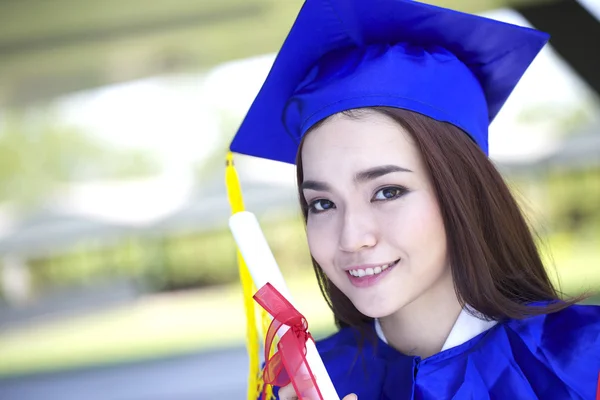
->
xmin=307 ymin=221 xmax=330 ymax=262
xmin=381 ymin=194 xmax=443 ymax=247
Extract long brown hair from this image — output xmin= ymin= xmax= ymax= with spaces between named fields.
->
xmin=296 ymin=107 xmax=581 ymax=330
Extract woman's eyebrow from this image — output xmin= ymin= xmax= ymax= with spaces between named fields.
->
xmin=301 ymin=165 xmax=411 ymax=192
xmin=354 ymin=164 xmax=412 ymax=183
xmin=301 ymin=180 xmax=330 ymax=192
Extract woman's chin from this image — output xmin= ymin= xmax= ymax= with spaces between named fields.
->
xmin=353 ymin=300 xmax=401 ymax=320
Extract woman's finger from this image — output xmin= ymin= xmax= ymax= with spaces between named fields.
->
xmin=277 ymin=383 xmax=297 ymax=400
xmin=277 ymin=383 xmax=357 ymax=400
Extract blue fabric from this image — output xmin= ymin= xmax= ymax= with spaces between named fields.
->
xmin=267 ymin=304 xmax=600 ymax=399
xmin=230 ymin=0 xmax=550 ymax=164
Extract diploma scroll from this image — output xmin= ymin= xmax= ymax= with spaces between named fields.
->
xmin=229 ymin=211 xmax=340 ymax=400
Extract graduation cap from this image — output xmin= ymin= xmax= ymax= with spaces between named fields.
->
xmin=229 ymin=0 xmax=550 ymax=163
xmin=224 ymin=1 xmax=550 ymax=398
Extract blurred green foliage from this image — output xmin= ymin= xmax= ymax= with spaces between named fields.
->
xmin=19 ymin=165 xmax=600 ymax=299
xmin=0 ymin=109 xmax=161 ymax=210
xmin=26 ymin=215 xmax=312 ymax=296
xmin=547 ymin=167 xmax=600 ymax=235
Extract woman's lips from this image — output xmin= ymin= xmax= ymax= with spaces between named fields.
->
xmin=346 ymin=259 xmax=400 ymax=288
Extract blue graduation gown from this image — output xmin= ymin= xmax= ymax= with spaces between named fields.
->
xmin=270 ymin=303 xmax=600 ymax=399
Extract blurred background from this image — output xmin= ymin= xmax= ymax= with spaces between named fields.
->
xmin=0 ymin=0 xmax=598 ymax=399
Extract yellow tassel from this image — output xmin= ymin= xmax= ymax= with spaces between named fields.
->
xmin=225 ymin=152 xmax=275 ymax=400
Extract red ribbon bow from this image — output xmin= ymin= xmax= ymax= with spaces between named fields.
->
xmin=253 ymin=283 xmax=324 ymax=400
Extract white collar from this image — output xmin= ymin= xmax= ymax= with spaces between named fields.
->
xmin=374 ymin=307 xmax=498 ymax=352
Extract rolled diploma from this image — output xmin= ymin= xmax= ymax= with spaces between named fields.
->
xmin=229 ymin=211 xmax=340 ymax=400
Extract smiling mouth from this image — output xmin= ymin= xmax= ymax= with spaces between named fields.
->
xmin=347 ymin=259 xmax=400 ymax=277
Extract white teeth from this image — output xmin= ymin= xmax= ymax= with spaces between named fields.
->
xmin=348 ymin=260 xmax=397 ymax=278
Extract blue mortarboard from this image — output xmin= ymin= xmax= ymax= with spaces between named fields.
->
xmin=229 ymin=0 xmax=550 ymax=164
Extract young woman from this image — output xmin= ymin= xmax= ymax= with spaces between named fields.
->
xmin=229 ymin=0 xmax=600 ymax=398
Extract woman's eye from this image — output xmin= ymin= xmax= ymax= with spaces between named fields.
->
xmin=308 ymin=199 xmax=335 ymax=213
xmin=373 ymin=186 xmax=406 ymax=201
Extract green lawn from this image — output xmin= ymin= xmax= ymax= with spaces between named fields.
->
xmin=0 ymin=235 xmax=598 ymax=378
xmin=0 ymin=273 xmax=335 ymax=378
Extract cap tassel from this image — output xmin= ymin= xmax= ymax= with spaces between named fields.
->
xmin=225 ymin=152 xmax=276 ymax=400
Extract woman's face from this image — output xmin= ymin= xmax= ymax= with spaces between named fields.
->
xmin=301 ymin=111 xmax=451 ymax=319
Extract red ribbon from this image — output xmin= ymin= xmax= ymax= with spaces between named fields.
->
xmin=254 ymin=283 xmax=324 ymax=400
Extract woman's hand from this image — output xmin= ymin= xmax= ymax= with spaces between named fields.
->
xmin=277 ymin=383 xmax=357 ymax=400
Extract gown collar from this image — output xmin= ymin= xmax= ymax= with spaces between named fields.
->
xmin=374 ymin=307 xmax=498 ymax=352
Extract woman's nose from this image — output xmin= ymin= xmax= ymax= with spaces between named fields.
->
xmin=338 ymin=207 xmax=378 ymax=252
